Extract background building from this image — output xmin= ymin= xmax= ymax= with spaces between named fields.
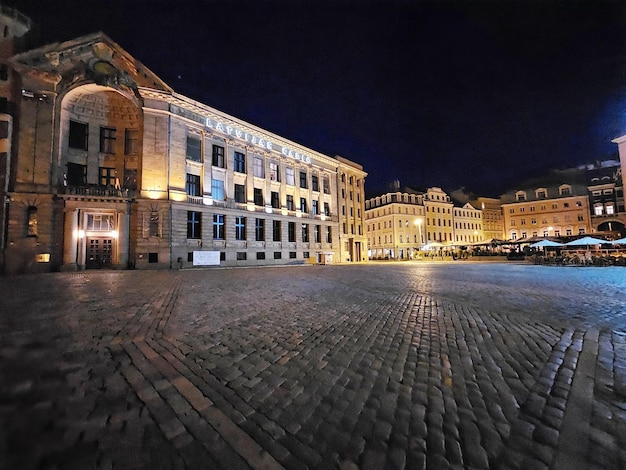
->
xmin=500 ymin=184 xmax=591 ymax=241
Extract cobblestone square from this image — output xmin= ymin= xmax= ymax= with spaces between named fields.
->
xmin=1 ymin=263 xmax=626 ymax=469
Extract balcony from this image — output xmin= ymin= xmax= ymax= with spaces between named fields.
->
xmin=59 ymin=185 xmax=135 ymax=200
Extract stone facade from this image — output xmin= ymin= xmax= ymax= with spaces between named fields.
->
xmin=1 ymin=27 xmax=367 ymax=273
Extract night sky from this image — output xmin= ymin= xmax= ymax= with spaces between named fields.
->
xmin=13 ymin=0 xmax=626 ymax=197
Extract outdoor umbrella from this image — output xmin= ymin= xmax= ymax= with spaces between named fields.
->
xmin=530 ymin=239 xmax=563 ymax=248
xmin=565 ymin=236 xmax=608 ymax=246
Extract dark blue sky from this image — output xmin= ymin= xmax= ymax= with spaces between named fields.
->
xmin=15 ymin=0 xmax=626 ymax=197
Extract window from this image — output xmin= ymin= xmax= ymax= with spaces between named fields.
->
xmin=254 ymin=188 xmax=264 ymax=206
xmin=289 ymin=252 xmax=297 ymax=259
xmin=288 ymin=222 xmax=296 ymax=242
xmin=271 ymin=191 xmax=280 ymax=209
xmin=212 ymin=145 xmax=225 ymax=168
xmin=0 ymin=64 xmax=7 ymax=81
xmin=300 ymin=198 xmax=307 ymax=213
xmin=186 ymin=174 xmax=201 ymax=196
xmin=274 ymin=252 xmax=282 ymax=259
xmin=286 ymin=195 xmax=294 ymax=211
xmin=564 ymin=202 xmax=570 ymax=208
xmin=299 ymin=170 xmax=307 ymax=189
xmin=124 ymin=129 xmax=139 ymax=155
xmin=594 ymin=206 xmax=603 ymax=216
xmin=149 ymin=253 xmax=158 ymax=263
xmin=302 ymin=223 xmax=309 ymax=242
xmin=606 ymin=205 xmax=615 ymax=215
xmin=254 ymin=156 xmax=264 ymax=177
xmin=149 ymin=212 xmax=160 ymax=237
xmin=186 ymin=136 xmax=201 ymax=162
xmin=324 ymin=203 xmax=330 ymax=216
xmin=212 ymin=179 xmax=225 ymax=200
xmin=312 ymin=200 xmax=319 ymax=215
xmin=257 ymin=252 xmax=266 ymax=260
xmin=314 ymin=225 xmax=321 ymax=243
xmin=69 ymin=120 xmax=88 ymax=150
xmin=312 ymin=175 xmax=319 ymax=192
xmin=27 ymin=206 xmax=37 ymax=237
xmin=255 ymin=218 xmax=265 ymax=241
xmin=187 ymin=211 xmax=202 ymax=239
xmin=237 ymin=252 xmax=247 ymax=260
xmin=285 ymin=166 xmax=295 ymax=186
xmin=578 ymin=214 xmax=585 ymax=221
xmin=269 ymin=162 xmax=280 ymax=181
xmin=235 ymin=216 xmax=246 ymax=240
xmin=323 ymin=176 xmax=330 ymax=194
xmin=273 ymin=220 xmax=281 ymax=241
xmin=67 ymin=162 xmax=86 ymax=186
xmin=326 ymin=226 xmax=332 ymax=243
xmin=234 ymin=184 xmax=245 ymax=203
xmin=213 ymin=214 xmax=225 ymax=239
xmin=99 ymin=167 xmax=116 ymax=187
xmin=234 ymin=151 xmax=246 ymax=173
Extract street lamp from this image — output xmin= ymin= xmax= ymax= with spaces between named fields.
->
xmin=414 ymin=219 xmax=423 ymax=257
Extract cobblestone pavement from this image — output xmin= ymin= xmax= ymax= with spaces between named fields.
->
xmin=1 ymin=263 xmax=626 ymax=470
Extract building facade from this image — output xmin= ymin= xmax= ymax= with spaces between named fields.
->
xmin=471 ymin=196 xmax=504 ymax=241
xmin=365 ymin=190 xmax=426 ymax=259
xmin=500 ymin=184 xmax=592 ymax=241
xmin=586 ymin=161 xmax=625 ymax=238
xmin=2 ymin=30 xmax=366 ymax=274
xmin=423 ymin=187 xmax=454 ymax=245
xmin=452 ymin=202 xmax=484 ymax=245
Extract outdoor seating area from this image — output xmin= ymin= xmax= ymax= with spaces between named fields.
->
xmin=523 ymin=235 xmax=626 ymax=267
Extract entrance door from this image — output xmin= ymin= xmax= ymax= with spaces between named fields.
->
xmin=86 ymin=237 xmax=113 ymax=269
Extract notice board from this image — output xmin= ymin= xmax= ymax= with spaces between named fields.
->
xmin=193 ymin=250 xmax=220 ymax=266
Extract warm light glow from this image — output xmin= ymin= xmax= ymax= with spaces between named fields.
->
xmin=78 ymin=229 xmax=86 ymax=239
xmin=110 ymin=230 xmax=119 ymax=239
xmin=170 ymin=190 xmax=187 ymax=202
xmin=320 ymin=214 xmax=326 ymax=221
xmin=265 ymin=206 xmax=273 ymax=214
xmin=281 ymin=208 xmax=288 ymax=216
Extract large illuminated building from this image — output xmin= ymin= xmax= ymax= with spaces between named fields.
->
xmin=1 ymin=28 xmax=367 ymax=273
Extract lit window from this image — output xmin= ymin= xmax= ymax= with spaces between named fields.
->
xmin=606 ymin=205 xmax=615 ymax=215
xmin=285 ymin=166 xmax=295 ymax=185
xmin=211 ymin=179 xmax=225 ymax=200
xmin=254 ymin=156 xmax=264 ymax=177
xmin=269 ymin=162 xmax=280 ymax=181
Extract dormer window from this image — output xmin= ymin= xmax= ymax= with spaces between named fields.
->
xmin=515 ymin=191 xmax=526 ymax=202
xmin=535 ymin=188 xmax=547 ymax=199
xmin=559 ymin=185 xmax=572 ymax=196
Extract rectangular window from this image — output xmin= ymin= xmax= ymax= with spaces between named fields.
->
xmin=149 ymin=212 xmax=160 ymax=237
xmin=211 ymin=179 xmax=225 ymax=201
xmin=87 ymin=214 xmax=115 ymax=231
xmin=288 ymin=222 xmax=296 ymax=242
xmin=186 ymin=173 xmax=201 ymax=196
xmin=312 ymin=200 xmax=319 ymax=215
xmin=234 ymin=151 xmax=245 ymax=173
xmin=254 ymin=156 xmax=264 ymax=177
xmin=289 ymin=252 xmax=297 ymax=259
xmin=69 ymin=120 xmax=88 ymax=150
xmin=300 ymin=197 xmax=307 ymax=213
xmin=314 ymin=225 xmax=321 ymax=243
xmin=99 ymin=167 xmax=116 ymax=186
xmin=304 ymin=251 xmax=310 ymax=259
xmin=274 ymin=251 xmax=282 ymax=259
xmin=302 ymin=223 xmax=309 ymax=242
xmin=237 ymin=252 xmax=247 ymax=260
xmin=269 ymin=162 xmax=280 ymax=181
xmin=235 ymin=216 xmax=246 ymax=240
xmin=186 ymin=136 xmax=202 ymax=162
xmin=234 ymin=183 xmax=246 ymax=203
xmin=285 ymin=166 xmax=295 ymax=186
xmin=256 ymin=252 xmax=266 ymax=260
xmin=273 ymin=220 xmax=281 ymax=242
xmin=254 ymin=188 xmax=264 ymax=206
xmin=213 ymin=214 xmax=225 ymax=239
xmin=299 ymin=171 xmax=307 ymax=189
xmin=311 ymin=175 xmax=319 ymax=192
xmin=323 ymin=176 xmax=330 ymax=194
xmin=255 ymin=218 xmax=265 ymax=241
xmin=67 ymin=162 xmax=86 ymax=186
xmin=187 ymin=211 xmax=202 ymax=239
xmin=124 ymin=129 xmax=139 ymax=155
xmin=286 ymin=195 xmax=294 ymax=211
xmin=212 ymin=145 xmax=225 ymax=168
xmin=324 ymin=203 xmax=330 ymax=216
xmin=271 ymin=191 xmax=280 ymax=209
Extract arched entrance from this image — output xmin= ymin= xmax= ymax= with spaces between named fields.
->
xmin=58 ymin=84 xmax=142 ymax=270
xmin=596 ymin=220 xmax=626 ymax=239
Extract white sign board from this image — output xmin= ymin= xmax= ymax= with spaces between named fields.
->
xmin=193 ymin=250 xmax=220 ymax=266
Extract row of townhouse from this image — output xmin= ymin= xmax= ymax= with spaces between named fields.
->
xmin=366 ymin=161 xmax=626 ymax=259
xmin=0 ymin=9 xmax=367 ymax=274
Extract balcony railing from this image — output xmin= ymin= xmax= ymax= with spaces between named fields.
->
xmin=60 ymin=185 xmax=135 ymax=199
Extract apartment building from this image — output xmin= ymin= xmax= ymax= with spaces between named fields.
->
xmin=1 ymin=29 xmax=366 ymax=273
xmin=500 ymin=184 xmax=592 ymax=240
xmin=365 ymin=190 xmax=425 ymax=259
xmin=452 ymin=203 xmax=484 ymax=244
